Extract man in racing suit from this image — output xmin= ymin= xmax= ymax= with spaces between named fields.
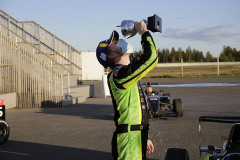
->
xmin=96 ymin=20 xmax=157 ymax=160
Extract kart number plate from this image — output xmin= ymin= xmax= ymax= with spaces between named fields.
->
xmin=150 ymin=98 xmax=158 ymax=100
xmin=0 ymin=105 xmax=5 ymax=120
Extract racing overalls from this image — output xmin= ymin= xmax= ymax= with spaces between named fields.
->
xmin=107 ymin=31 xmax=158 ymax=160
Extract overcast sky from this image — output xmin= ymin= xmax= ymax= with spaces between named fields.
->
xmin=1 ymin=0 xmax=240 ymax=57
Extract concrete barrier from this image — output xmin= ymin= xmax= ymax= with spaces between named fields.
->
xmin=81 ymin=52 xmax=104 ymax=80
xmin=0 ymin=93 xmax=16 ymax=109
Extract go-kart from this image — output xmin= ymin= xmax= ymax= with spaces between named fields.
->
xmin=198 ymin=116 xmax=240 ymax=160
xmin=164 ymin=116 xmax=240 ymax=160
xmin=0 ymin=100 xmax=10 ymax=145
xmin=143 ymin=82 xmax=183 ymax=118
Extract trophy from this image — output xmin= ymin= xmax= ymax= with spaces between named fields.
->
xmin=117 ymin=14 xmax=162 ymax=39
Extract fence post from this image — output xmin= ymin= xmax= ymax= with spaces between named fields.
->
xmin=68 ymin=73 xmax=70 ymax=94
xmin=23 ymin=22 xmax=26 ymax=41
xmin=38 ymin=24 xmax=41 ymax=51
xmin=217 ymin=57 xmax=219 ymax=76
xmin=181 ymin=58 xmax=184 ymax=76
xmin=54 ymin=34 xmax=56 ymax=61
xmin=70 ymin=47 xmax=73 ymax=73
xmin=8 ymin=14 xmax=11 ymax=37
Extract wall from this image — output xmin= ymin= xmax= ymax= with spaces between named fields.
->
xmin=82 ymin=52 xmax=104 ymax=80
xmin=0 ymin=31 xmax=63 ymax=108
xmin=0 ymin=93 xmax=16 ymax=109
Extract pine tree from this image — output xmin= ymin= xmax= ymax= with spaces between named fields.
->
xmin=170 ymin=47 xmax=176 ymax=62
xmin=186 ymin=46 xmax=192 ymax=62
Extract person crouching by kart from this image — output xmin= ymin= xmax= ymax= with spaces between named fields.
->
xmin=145 ymin=82 xmax=158 ymax=97
xmin=96 ymin=20 xmax=157 ymax=160
xmin=145 ymin=82 xmax=153 ymax=95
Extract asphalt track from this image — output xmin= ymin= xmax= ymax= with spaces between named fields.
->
xmin=1 ymin=77 xmax=240 ymax=160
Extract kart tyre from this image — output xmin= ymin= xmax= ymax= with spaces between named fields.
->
xmin=165 ymin=148 xmax=189 ymax=160
xmin=173 ymin=99 xmax=183 ymax=117
xmin=0 ymin=120 xmax=10 ymax=145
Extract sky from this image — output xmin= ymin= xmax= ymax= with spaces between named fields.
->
xmin=1 ymin=0 xmax=240 ymax=57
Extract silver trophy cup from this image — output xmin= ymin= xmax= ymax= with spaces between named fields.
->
xmin=117 ymin=14 xmax=162 ymax=39
xmin=118 ymin=20 xmax=137 ymax=39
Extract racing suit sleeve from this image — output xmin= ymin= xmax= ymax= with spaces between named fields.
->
xmin=113 ymin=31 xmax=158 ymax=89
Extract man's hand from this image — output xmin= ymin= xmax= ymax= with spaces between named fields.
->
xmin=134 ymin=20 xmax=148 ymax=35
xmin=147 ymin=139 xmax=154 ymax=154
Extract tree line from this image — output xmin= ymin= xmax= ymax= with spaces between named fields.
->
xmin=133 ymin=46 xmax=240 ymax=63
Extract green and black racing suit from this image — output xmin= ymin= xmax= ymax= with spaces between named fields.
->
xmin=107 ymin=31 xmax=158 ymax=160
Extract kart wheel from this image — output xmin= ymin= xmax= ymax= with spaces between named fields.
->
xmin=173 ymin=99 xmax=183 ymax=117
xmin=0 ymin=120 xmax=10 ymax=145
xmin=165 ymin=148 xmax=189 ymax=160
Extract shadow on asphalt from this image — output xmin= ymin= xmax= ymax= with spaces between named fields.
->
xmin=0 ymin=141 xmax=159 ymax=160
xmin=0 ymin=140 xmax=112 ymax=160
xmin=36 ymin=103 xmax=114 ymax=121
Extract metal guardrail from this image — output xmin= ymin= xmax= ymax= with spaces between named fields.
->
xmin=0 ymin=22 xmax=72 ymax=74
xmin=0 ymin=64 xmax=14 ymax=67
xmin=0 ymin=31 xmax=63 ymax=108
xmin=156 ymin=62 xmax=240 ymax=67
xmin=154 ymin=61 xmax=240 ymax=77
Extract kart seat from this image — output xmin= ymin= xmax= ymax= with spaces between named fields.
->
xmin=231 ymin=124 xmax=240 ymax=144
xmin=227 ymin=124 xmax=240 ymax=153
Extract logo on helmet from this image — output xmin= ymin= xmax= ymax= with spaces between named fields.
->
xmin=100 ymin=53 xmax=107 ymax=61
